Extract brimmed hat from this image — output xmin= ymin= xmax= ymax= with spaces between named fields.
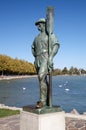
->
xmin=35 ymin=18 xmax=46 ymax=25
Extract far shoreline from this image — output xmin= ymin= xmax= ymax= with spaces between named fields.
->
xmin=0 ymin=75 xmax=37 ymax=81
xmin=0 ymin=74 xmax=86 ymax=81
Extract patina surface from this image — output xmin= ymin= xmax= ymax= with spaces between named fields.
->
xmin=32 ymin=7 xmax=60 ymax=109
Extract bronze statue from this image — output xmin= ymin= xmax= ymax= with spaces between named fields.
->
xmin=32 ymin=19 xmax=59 ymax=108
xmin=32 ymin=7 xmax=60 ymax=108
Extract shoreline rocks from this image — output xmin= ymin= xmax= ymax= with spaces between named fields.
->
xmin=0 ymin=104 xmax=22 ymax=111
xmin=0 ymin=104 xmax=86 ymax=116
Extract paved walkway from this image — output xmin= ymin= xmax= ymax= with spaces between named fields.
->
xmin=0 ymin=115 xmax=20 ymax=130
xmin=0 ymin=113 xmax=86 ymax=130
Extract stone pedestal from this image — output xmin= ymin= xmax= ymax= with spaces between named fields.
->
xmin=20 ymin=110 xmax=65 ymax=130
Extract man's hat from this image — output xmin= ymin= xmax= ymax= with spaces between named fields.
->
xmin=35 ymin=18 xmax=46 ymax=26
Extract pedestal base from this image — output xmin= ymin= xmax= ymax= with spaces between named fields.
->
xmin=23 ymin=105 xmax=62 ymax=114
xmin=20 ymin=109 xmax=65 ymax=130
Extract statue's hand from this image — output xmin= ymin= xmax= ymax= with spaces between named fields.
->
xmin=48 ymin=58 xmax=53 ymax=72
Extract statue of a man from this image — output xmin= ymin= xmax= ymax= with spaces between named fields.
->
xmin=32 ymin=18 xmax=60 ymax=108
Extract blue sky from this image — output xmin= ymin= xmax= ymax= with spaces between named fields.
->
xmin=0 ymin=0 xmax=86 ymax=69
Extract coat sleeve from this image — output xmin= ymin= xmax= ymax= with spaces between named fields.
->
xmin=48 ymin=33 xmax=60 ymax=71
xmin=50 ymin=33 xmax=60 ymax=58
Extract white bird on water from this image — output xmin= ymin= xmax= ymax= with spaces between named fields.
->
xmin=23 ymin=87 xmax=26 ymax=90
xmin=65 ymin=88 xmax=69 ymax=91
xmin=59 ymin=84 xmax=62 ymax=87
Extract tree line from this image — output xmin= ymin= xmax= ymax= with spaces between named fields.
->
xmin=52 ymin=67 xmax=86 ymax=75
xmin=0 ymin=54 xmax=86 ymax=76
xmin=0 ymin=54 xmax=36 ymax=76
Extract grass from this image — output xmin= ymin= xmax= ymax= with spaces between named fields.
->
xmin=0 ymin=108 xmax=20 ymax=118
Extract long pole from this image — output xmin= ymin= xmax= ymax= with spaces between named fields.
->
xmin=46 ymin=6 xmax=54 ymax=107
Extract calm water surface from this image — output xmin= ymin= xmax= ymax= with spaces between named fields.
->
xmin=0 ymin=75 xmax=86 ymax=113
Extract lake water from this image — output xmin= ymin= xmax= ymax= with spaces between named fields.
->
xmin=0 ymin=75 xmax=86 ymax=113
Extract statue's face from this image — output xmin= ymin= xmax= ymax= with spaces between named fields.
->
xmin=37 ymin=22 xmax=45 ymax=32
